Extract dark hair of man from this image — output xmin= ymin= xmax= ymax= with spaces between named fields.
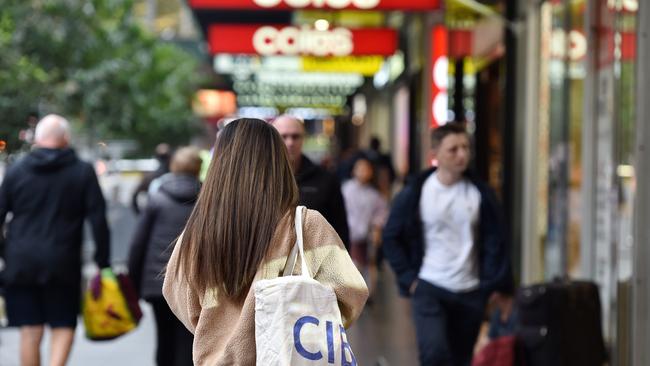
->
xmin=175 ymin=118 xmax=299 ymax=303
xmin=430 ymin=123 xmax=468 ymax=150
xmin=370 ymin=136 xmax=381 ymax=151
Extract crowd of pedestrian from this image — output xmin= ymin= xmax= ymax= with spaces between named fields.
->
xmin=0 ymin=113 xmax=513 ymax=366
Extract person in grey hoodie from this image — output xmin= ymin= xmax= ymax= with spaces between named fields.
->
xmin=128 ymin=146 xmax=202 ymax=366
xmin=0 ymin=114 xmax=110 ymax=366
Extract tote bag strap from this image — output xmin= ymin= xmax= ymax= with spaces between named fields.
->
xmin=282 ymin=206 xmax=312 ymax=278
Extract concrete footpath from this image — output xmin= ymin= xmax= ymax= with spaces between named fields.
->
xmin=0 ymin=269 xmax=418 ymax=366
xmin=0 ymin=302 xmax=156 ymax=366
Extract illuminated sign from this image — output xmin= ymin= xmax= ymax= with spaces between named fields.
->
xmin=214 ymin=54 xmax=383 ymax=76
xmin=430 ymin=26 xmax=448 ymax=128
xmin=254 ymin=71 xmax=363 ymax=86
xmin=190 ymin=0 xmax=439 ymax=10
xmin=253 ymin=26 xmax=352 ymax=56
xmin=192 ymin=90 xmax=237 ymax=117
xmin=607 ymin=0 xmax=637 ymax=12
xmin=215 ymin=55 xmax=298 ymax=74
xmin=551 ymin=29 xmax=587 ymax=61
xmin=301 ymin=56 xmax=383 ymax=75
xmin=294 ymin=11 xmax=385 ymax=28
xmin=209 ymin=25 xmax=397 ymax=56
xmin=233 ymin=71 xmax=361 ymax=110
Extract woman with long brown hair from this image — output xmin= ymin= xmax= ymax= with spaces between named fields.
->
xmin=163 ymin=118 xmax=368 ymax=365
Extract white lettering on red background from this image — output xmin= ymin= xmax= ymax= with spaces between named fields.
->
xmin=252 ymin=26 xmax=353 ymax=56
xmin=253 ymin=0 xmax=379 ymax=9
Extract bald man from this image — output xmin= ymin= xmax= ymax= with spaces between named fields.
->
xmin=272 ymin=115 xmax=350 ymax=249
xmin=0 ymin=114 xmax=110 ymax=366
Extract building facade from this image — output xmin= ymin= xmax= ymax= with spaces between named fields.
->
xmin=514 ymin=0 xmax=647 ymax=364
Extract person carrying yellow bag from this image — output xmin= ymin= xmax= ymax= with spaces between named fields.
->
xmin=0 ymin=115 xmax=111 ymax=365
xmin=83 ymin=268 xmax=142 ymax=340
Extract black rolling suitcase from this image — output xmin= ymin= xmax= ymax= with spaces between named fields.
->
xmin=514 ymin=280 xmax=607 ymax=366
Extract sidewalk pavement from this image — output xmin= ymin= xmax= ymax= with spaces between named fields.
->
xmin=0 ymin=302 xmax=156 ymax=366
xmin=0 ymin=268 xmax=419 ymax=366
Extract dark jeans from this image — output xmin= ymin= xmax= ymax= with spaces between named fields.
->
xmin=411 ymin=280 xmax=487 ymax=366
xmin=149 ymin=297 xmax=194 ymax=366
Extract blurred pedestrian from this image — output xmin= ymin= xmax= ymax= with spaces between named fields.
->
xmin=341 ymin=157 xmax=388 ymax=298
xmin=0 ymin=114 xmax=110 ymax=366
xmin=128 ymin=147 xmax=202 ymax=366
xmin=271 ymin=115 xmax=350 ymax=250
xmin=162 ymin=118 xmax=367 ymax=365
xmin=131 ymin=143 xmax=171 ymax=214
xmin=383 ymin=123 xmax=513 ymax=366
xmin=365 ymin=136 xmax=395 ymax=198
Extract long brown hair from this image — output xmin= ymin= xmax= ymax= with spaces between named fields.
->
xmin=176 ymin=118 xmax=298 ymax=302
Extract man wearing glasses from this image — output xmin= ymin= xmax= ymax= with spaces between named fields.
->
xmin=272 ymin=115 xmax=350 ymax=250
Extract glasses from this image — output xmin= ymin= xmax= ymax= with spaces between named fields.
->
xmin=281 ymin=133 xmax=303 ymax=141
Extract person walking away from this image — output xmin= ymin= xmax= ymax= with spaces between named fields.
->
xmin=128 ymin=147 xmax=202 ymax=366
xmin=0 ymin=114 xmax=111 ymax=366
xmin=382 ymin=123 xmax=513 ymax=366
xmin=162 ymin=118 xmax=368 ymax=365
xmin=271 ymin=115 xmax=350 ymax=250
xmin=341 ymin=158 xmax=388 ymax=298
xmin=131 ymin=143 xmax=171 ymax=214
xmin=364 ymin=136 xmax=395 ymax=199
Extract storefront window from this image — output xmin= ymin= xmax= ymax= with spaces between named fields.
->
xmin=593 ymin=0 xmax=637 ymax=362
xmin=538 ymin=0 xmax=586 ymax=279
xmin=534 ymin=0 xmax=639 ymax=361
xmin=612 ymin=1 xmax=637 ymax=364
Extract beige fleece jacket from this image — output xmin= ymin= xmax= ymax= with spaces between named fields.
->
xmin=163 ymin=208 xmax=369 ymax=366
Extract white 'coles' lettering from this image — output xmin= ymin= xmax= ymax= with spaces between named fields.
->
xmin=252 ymin=26 xmax=354 ymax=56
xmin=253 ymin=0 xmax=379 ymax=9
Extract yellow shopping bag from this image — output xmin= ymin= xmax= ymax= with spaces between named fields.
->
xmin=82 ymin=268 xmax=142 ymax=340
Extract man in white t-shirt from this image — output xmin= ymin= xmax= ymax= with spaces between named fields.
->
xmin=383 ymin=123 xmax=513 ymax=366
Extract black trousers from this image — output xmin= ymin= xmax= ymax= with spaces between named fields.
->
xmin=411 ymin=280 xmax=487 ymax=366
xmin=149 ymin=297 xmax=194 ymax=366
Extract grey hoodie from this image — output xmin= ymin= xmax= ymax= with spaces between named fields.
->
xmin=127 ymin=173 xmax=201 ymax=299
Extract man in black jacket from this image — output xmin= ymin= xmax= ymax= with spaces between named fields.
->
xmin=272 ymin=115 xmax=349 ymax=250
xmin=383 ymin=124 xmax=513 ymax=366
xmin=0 ymin=114 xmax=110 ymax=366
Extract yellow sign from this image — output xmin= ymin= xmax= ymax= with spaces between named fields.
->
xmin=446 ymin=0 xmax=500 ymax=28
xmin=294 ymin=10 xmax=385 ymax=28
xmin=302 ymin=56 xmax=383 ymax=76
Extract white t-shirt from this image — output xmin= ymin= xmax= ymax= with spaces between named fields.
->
xmin=418 ymin=172 xmax=481 ymax=292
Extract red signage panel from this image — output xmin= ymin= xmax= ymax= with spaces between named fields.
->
xmin=430 ymin=25 xmax=448 ymax=129
xmin=209 ymin=25 xmax=397 ymax=56
xmin=191 ymin=0 xmax=439 ymax=10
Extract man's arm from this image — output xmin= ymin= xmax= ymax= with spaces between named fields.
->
xmin=0 ymin=174 xmax=11 ymax=260
xmin=382 ymin=187 xmax=418 ymax=296
xmin=327 ymin=177 xmax=350 ymax=251
xmin=127 ymin=198 xmax=158 ymax=296
xmin=478 ymin=186 xmax=514 ymax=296
xmin=84 ymin=165 xmax=111 ymax=269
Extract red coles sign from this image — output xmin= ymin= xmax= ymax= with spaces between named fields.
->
xmin=208 ymin=25 xmax=398 ymax=57
xmin=191 ymin=0 xmax=439 ymax=10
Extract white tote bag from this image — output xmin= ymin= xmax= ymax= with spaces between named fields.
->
xmin=254 ymin=206 xmax=357 ymax=366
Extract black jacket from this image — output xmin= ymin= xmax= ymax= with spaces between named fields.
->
xmin=131 ymin=164 xmax=169 ymax=215
xmin=382 ymin=168 xmax=513 ymax=297
xmin=295 ymin=155 xmax=349 ymax=250
xmin=127 ymin=173 xmax=200 ymax=299
xmin=0 ymin=148 xmax=110 ymax=286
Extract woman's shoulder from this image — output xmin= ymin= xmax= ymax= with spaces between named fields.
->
xmin=303 ymin=208 xmax=327 ymax=226
xmin=302 ymin=208 xmax=344 ymax=249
